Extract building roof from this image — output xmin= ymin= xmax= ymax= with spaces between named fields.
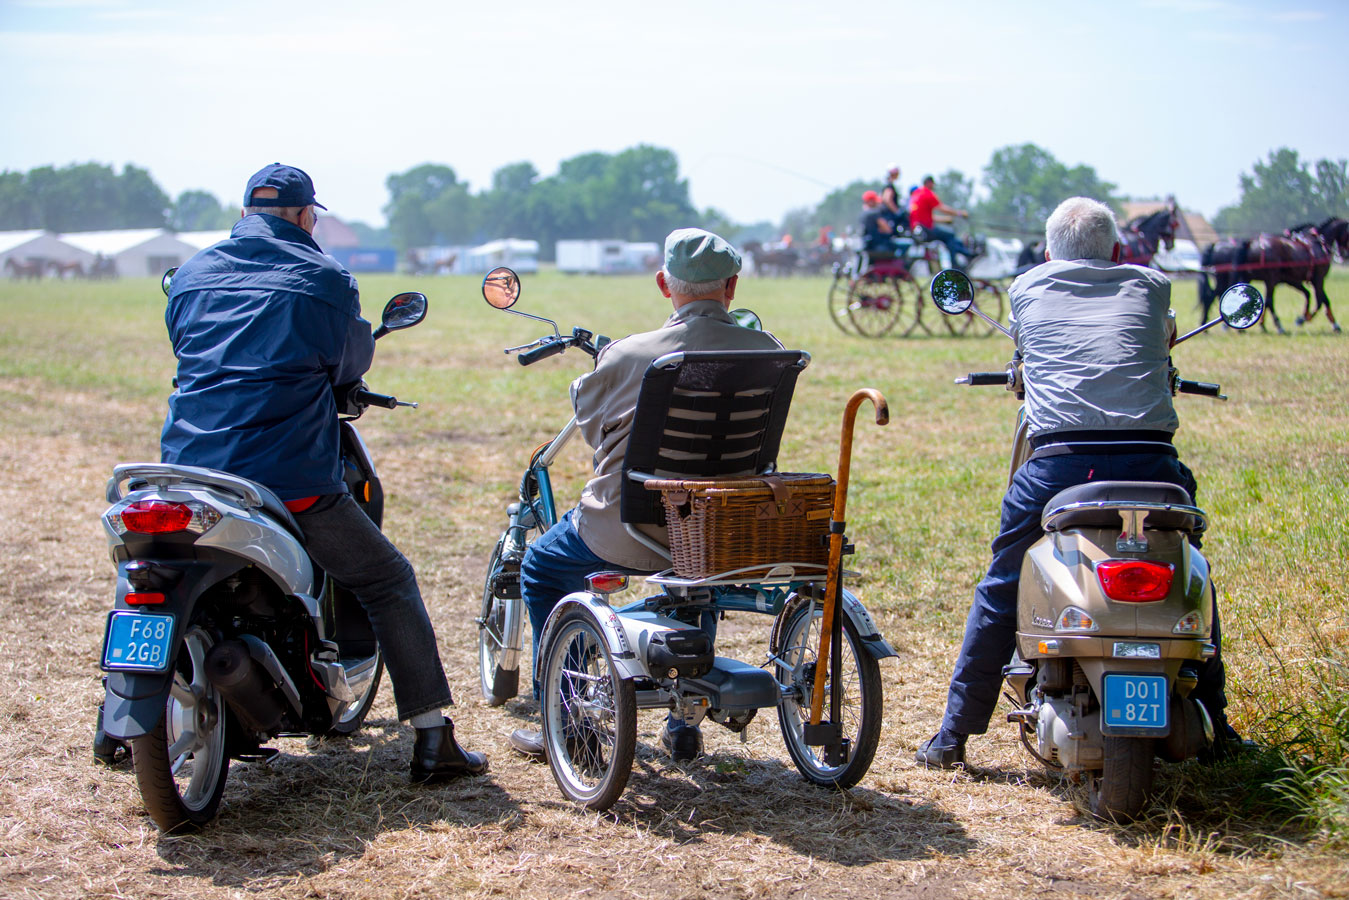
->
xmin=0 ymin=230 xmax=49 ymax=254
xmin=1120 ymin=201 xmax=1218 ymax=247
xmin=175 ymin=230 xmax=232 ymax=250
xmin=59 ymin=229 xmax=178 ymax=255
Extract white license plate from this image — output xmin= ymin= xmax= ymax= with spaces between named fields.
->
xmin=102 ymin=611 xmax=175 ymax=672
xmin=1102 ymin=673 xmax=1169 ymax=734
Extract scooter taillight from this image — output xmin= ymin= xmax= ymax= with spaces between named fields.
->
xmin=108 ymin=499 xmax=221 ymax=535
xmin=1096 ymin=559 xmax=1174 ymax=602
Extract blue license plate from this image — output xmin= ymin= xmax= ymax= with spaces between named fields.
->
xmin=102 ymin=611 xmax=175 ymax=672
xmin=1102 ymin=673 xmax=1169 ymax=734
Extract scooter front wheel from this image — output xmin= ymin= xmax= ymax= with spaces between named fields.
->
xmin=773 ymin=600 xmax=883 ymax=789
xmin=129 ymin=625 xmax=230 ymax=832
xmin=1089 ymin=736 xmax=1156 ymax=821
xmin=540 ymin=607 xmax=636 ymax=810
xmin=478 ymin=539 xmax=521 ymax=706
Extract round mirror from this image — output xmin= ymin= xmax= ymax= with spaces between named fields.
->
xmin=381 ymin=292 xmax=428 ymax=331
xmin=161 ymin=267 xmax=177 ymax=297
xmin=930 ymin=269 xmax=974 ymax=315
xmin=730 ymin=308 xmax=763 ymax=330
xmin=482 ymin=266 xmax=521 ymax=309
xmin=1218 ymin=283 xmax=1264 ymax=330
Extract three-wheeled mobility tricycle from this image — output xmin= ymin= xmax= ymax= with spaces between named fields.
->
xmin=476 ymin=267 xmax=895 ymax=810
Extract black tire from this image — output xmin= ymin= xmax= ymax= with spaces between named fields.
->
xmin=773 ymin=600 xmax=883 ymax=789
xmin=1089 ymin=736 xmax=1156 ymax=821
xmin=540 ymin=607 xmax=637 ymax=811
xmin=848 ymin=276 xmax=916 ymax=338
xmin=326 ymin=652 xmax=384 ymax=735
xmin=478 ymin=539 xmax=522 ymax=706
xmin=827 ymin=271 xmax=858 ymax=334
xmin=129 ymin=625 xmax=230 ymax=832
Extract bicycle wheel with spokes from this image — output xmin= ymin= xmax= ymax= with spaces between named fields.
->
xmin=478 ymin=538 xmax=521 ymax=706
xmin=970 ymin=279 xmax=1006 ymax=336
xmin=541 ymin=607 xmax=637 ymax=811
xmin=848 ymin=276 xmax=916 ymax=337
xmin=773 ymin=599 xmax=882 ymax=789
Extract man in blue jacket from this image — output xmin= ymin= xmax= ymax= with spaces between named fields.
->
xmin=162 ymin=163 xmax=486 ymax=782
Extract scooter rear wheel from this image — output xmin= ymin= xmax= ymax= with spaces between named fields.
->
xmin=129 ymin=625 xmax=230 ymax=832
xmin=1089 ymin=736 xmax=1156 ymax=821
xmin=540 ymin=607 xmax=636 ymax=811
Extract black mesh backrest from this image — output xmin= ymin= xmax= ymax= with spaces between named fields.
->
xmin=620 ymin=350 xmax=809 ymax=525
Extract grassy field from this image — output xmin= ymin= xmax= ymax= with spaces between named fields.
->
xmin=0 ymin=268 xmax=1346 ymax=899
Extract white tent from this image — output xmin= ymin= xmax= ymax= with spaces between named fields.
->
xmin=175 ymin=230 xmax=231 ymax=251
xmin=463 ymin=238 xmax=540 ymax=274
xmin=60 ymin=229 xmax=200 ymax=278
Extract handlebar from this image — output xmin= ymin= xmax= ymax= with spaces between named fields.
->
xmin=517 ymin=338 xmax=568 ymax=366
xmin=1177 ymin=379 xmax=1226 ymax=400
xmin=957 ymin=371 xmax=1011 ymax=386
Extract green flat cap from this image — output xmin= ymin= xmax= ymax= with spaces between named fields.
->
xmin=664 ymin=228 xmax=742 ymax=282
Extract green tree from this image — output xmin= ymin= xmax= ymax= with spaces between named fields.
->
xmin=976 ymin=143 xmax=1119 ymax=238
xmin=810 ymin=180 xmax=875 ymax=238
xmin=170 ymin=190 xmax=235 ymax=231
xmin=933 ymin=169 xmax=974 ymax=212
xmin=1211 ymin=148 xmax=1349 ymax=235
xmin=0 ymin=162 xmax=170 ymax=231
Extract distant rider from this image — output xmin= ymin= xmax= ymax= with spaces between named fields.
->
xmin=880 ymin=166 xmax=909 ymax=233
xmin=162 ymin=163 xmax=487 ymax=782
xmin=916 ymin=196 xmax=1238 ymax=768
xmin=859 ymin=190 xmax=909 ymax=261
xmin=909 ymin=175 xmax=977 ymax=269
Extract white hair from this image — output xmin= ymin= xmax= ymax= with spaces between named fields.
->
xmin=662 ymin=270 xmax=728 ymax=298
xmin=1045 ymin=197 xmax=1120 ymax=261
xmin=244 ymin=204 xmax=309 ymax=219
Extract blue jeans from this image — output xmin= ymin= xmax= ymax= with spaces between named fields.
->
xmin=521 ymin=510 xmax=715 ymax=698
xmin=940 ymin=452 xmax=1227 ymax=736
xmin=294 ymin=493 xmax=453 ymax=720
xmin=925 ymin=225 xmax=974 ymax=264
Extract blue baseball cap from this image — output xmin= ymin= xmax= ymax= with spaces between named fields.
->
xmin=243 ymin=163 xmax=327 ymax=209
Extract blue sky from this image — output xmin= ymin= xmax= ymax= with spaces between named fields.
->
xmin=1 ymin=0 xmax=1345 ymax=228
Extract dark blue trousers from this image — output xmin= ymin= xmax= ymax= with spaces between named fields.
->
xmin=940 ymin=451 xmax=1228 ymax=736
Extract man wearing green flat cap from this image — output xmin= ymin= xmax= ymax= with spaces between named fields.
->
xmin=508 ymin=227 xmax=782 ymax=763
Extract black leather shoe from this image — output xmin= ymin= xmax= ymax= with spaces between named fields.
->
xmin=411 ymin=717 xmax=488 ymax=782
xmin=915 ymin=729 xmax=967 ymax=769
xmin=509 ymin=728 xmax=546 ymax=759
xmin=660 ymin=721 xmax=703 ymax=762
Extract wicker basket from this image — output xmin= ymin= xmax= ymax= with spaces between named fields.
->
xmin=645 ymin=473 xmax=835 ymax=579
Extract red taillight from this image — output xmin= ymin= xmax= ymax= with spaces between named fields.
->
xmin=126 ymin=592 xmax=167 ymax=605
xmin=120 ymin=500 xmax=193 ymax=534
xmin=1097 ymin=560 xmax=1175 ymax=602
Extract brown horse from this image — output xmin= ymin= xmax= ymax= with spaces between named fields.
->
xmin=4 ymin=257 xmax=44 ymax=280
xmin=1118 ymin=204 xmax=1178 ymax=268
xmin=47 ymin=260 xmax=85 ymax=279
xmin=1199 ymin=223 xmax=1339 ymax=334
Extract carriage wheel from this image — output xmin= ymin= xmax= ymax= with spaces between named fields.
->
xmin=970 ymin=280 xmax=1007 ymax=337
xmin=827 ymin=270 xmax=858 ymax=334
xmin=847 ymin=276 xmax=916 ymax=338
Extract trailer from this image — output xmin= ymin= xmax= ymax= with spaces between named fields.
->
xmin=556 ymin=240 xmax=659 ymax=274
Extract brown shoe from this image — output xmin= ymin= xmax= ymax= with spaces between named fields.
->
xmin=411 ymin=717 xmax=488 ymax=782
xmin=509 ymin=728 xmax=546 ymax=759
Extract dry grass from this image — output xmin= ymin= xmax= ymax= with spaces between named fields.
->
xmin=0 ymin=272 xmax=1346 ymax=899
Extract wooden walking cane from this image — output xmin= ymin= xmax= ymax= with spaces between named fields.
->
xmin=807 ymin=389 xmax=888 ymax=757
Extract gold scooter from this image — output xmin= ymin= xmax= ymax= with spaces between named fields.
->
xmin=929 ymin=270 xmax=1264 ymax=820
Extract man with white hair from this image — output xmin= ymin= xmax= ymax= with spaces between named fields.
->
xmin=916 ymin=196 xmax=1237 ymax=768
xmin=509 ymin=228 xmax=783 ymax=762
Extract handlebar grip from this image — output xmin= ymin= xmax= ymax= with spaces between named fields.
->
xmin=353 ymin=390 xmax=398 ymax=409
xmin=1178 ymin=380 xmax=1222 ymax=397
xmin=518 ymin=339 xmax=566 ymax=366
xmin=965 ymin=372 xmax=1009 ymax=386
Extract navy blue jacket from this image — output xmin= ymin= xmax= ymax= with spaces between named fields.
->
xmin=161 ymin=214 xmax=373 ymax=500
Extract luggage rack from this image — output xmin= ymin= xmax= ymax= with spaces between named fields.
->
xmin=645 ymin=562 xmax=856 ymax=589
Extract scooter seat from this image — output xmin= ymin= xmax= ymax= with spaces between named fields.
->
xmin=1042 ymin=480 xmax=1202 ymax=533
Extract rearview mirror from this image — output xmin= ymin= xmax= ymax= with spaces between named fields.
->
xmin=930 ymin=269 xmax=974 ymax=315
xmin=374 ymin=292 xmax=428 ymax=339
xmin=730 ymin=308 xmax=763 ymax=330
xmin=482 ymin=266 xmax=521 ymax=309
xmin=1218 ymin=283 xmax=1264 ymax=330
xmin=161 ymin=267 xmax=177 ymax=297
